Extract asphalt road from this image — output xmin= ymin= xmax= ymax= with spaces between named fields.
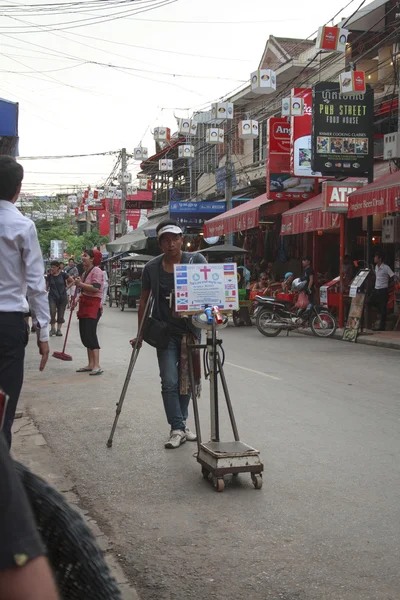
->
xmin=22 ymin=307 xmax=400 ymax=600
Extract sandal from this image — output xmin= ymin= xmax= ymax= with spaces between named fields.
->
xmin=89 ymin=369 xmax=103 ymax=376
xmin=76 ymin=367 xmax=92 ymax=373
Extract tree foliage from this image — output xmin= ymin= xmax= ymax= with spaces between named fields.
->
xmin=36 ymin=219 xmax=108 ymax=259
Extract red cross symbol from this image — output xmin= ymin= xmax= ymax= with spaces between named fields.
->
xmin=200 ymin=266 xmax=212 ymax=280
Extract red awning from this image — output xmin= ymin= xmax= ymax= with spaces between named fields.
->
xmin=348 ymin=169 xmax=400 ymax=218
xmin=203 ymin=193 xmax=273 ymax=237
xmin=281 ymin=194 xmax=340 ymax=235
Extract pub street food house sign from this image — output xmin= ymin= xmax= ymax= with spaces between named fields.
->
xmin=311 ymin=82 xmax=373 ymax=176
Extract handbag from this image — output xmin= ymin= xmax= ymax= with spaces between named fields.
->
xmin=142 ymin=317 xmax=171 ymax=350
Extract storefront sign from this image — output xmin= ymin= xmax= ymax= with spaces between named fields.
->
xmin=174 ymin=263 xmax=239 ymax=313
xmin=126 ymin=200 xmax=154 ymax=210
xmin=171 ymin=201 xmax=226 ymax=228
xmin=290 ymin=88 xmax=321 ymax=178
xmin=321 ymin=181 xmax=364 ymax=212
xmin=312 ymin=82 xmax=374 ymax=176
xmin=268 ymin=117 xmax=319 ymax=200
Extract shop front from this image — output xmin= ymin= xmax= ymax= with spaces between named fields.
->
xmin=203 ymin=193 xmax=291 ymax=269
xmin=348 ymin=168 xmax=400 ymax=279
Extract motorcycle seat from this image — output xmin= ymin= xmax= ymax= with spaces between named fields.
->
xmin=256 ymin=295 xmax=292 ymax=307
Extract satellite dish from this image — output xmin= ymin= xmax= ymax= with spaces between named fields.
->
xmin=204 ymin=236 xmax=220 ymax=245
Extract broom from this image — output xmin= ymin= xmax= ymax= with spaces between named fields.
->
xmin=53 ymin=287 xmax=78 ymax=361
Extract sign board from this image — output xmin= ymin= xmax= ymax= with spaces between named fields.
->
xmin=215 ymin=165 xmax=237 ymax=192
xmin=174 ymin=263 xmax=239 ymax=313
xmin=267 ymin=117 xmax=319 ymax=201
xmin=343 ymin=292 xmax=366 ymax=342
xmin=290 ymin=88 xmax=321 ymax=178
xmin=126 ymin=200 xmax=154 ymax=210
xmin=50 ymin=240 xmax=64 ymax=260
xmin=321 ymin=181 xmax=364 ymax=212
xmin=349 ymin=269 xmax=370 ymax=297
xmin=170 ymin=201 xmax=226 ymax=227
xmin=312 ymin=82 xmax=374 ymax=176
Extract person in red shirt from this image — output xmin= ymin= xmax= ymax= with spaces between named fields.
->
xmin=75 ymin=249 xmax=104 ymax=376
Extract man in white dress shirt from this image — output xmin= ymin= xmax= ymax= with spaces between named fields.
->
xmin=367 ymin=251 xmax=396 ymax=331
xmin=0 ymin=156 xmax=50 ymax=447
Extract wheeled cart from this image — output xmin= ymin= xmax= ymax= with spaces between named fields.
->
xmin=188 ymin=310 xmax=264 ymax=492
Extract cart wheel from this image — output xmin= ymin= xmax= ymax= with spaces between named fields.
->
xmin=201 ymin=467 xmax=209 ymax=480
xmin=213 ymin=477 xmax=225 ymax=492
xmin=251 ymin=473 xmax=263 ymax=490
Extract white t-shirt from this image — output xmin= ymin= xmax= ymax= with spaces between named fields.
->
xmin=375 ymin=263 xmax=394 ymax=289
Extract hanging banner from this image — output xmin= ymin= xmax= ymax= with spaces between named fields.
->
xmin=311 ymin=82 xmax=374 ymax=176
xmin=290 ymin=88 xmax=321 ymax=178
xmin=268 ymin=117 xmax=319 ymax=200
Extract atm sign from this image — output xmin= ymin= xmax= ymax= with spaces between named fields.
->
xmin=322 ymin=181 xmax=364 ymax=213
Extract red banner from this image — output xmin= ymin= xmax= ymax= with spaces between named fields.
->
xmin=267 ymin=117 xmax=319 ymax=201
xmin=290 ymin=88 xmax=321 ymax=178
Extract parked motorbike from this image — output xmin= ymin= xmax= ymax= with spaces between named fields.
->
xmin=254 ymin=294 xmax=337 ymax=338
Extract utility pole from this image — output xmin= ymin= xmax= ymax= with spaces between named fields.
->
xmin=120 ymin=147 xmax=127 ymax=236
xmin=225 ymin=127 xmax=233 ymax=245
xmin=86 ymin=185 xmax=91 ymax=233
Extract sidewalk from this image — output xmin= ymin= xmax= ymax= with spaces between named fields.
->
xmin=12 ymin=410 xmax=140 ymax=600
xmin=315 ymin=328 xmax=400 ymax=350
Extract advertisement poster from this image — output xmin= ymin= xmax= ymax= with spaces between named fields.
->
xmin=170 ymin=201 xmax=225 ymax=227
xmin=290 ymin=88 xmax=321 ymax=178
xmin=312 ymin=82 xmax=374 ymax=176
xmin=268 ymin=117 xmax=319 ymax=200
xmin=174 ymin=263 xmax=239 ymax=313
xmin=343 ymin=292 xmax=366 ymax=343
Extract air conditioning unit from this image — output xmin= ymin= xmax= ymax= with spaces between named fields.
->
xmin=383 ymin=132 xmax=400 ymax=160
xmin=382 ymin=216 xmax=400 ymax=243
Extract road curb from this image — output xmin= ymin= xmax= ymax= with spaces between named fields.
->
xmin=299 ymin=327 xmax=400 ymax=351
xmin=12 ymin=411 xmax=140 ymax=600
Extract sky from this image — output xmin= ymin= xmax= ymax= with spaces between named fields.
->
xmin=0 ymin=0 xmax=370 ymax=195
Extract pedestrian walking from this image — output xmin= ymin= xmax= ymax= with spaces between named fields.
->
xmin=367 ymin=252 xmax=396 ymax=331
xmin=101 ymin=264 xmax=109 ymax=305
xmin=135 ymin=219 xmax=207 ymax=449
xmin=301 ymin=256 xmax=315 ymax=304
xmin=65 ymin=258 xmax=79 ymax=309
xmin=75 ymin=249 xmax=104 ymax=376
xmin=46 ymin=261 xmax=74 ymax=337
xmin=0 ymin=156 xmax=50 ymax=447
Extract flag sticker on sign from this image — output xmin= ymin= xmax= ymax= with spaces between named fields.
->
xmin=176 ymin=278 xmax=188 ymax=285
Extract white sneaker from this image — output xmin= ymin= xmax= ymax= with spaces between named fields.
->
xmin=184 ymin=423 xmax=197 ymax=442
xmin=165 ymin=429 xmax=186 ymax=449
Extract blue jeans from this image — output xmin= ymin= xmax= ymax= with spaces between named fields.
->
xmin=157 ymin=335 xmax=189 ymax=432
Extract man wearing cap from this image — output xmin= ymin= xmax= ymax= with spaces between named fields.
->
xmin=137 ymin=220 xmax=207 ymax=449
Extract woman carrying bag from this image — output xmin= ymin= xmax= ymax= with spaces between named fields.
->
xmin=75 ymin=249 xmax=104 ymax=376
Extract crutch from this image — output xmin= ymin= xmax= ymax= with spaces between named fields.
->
xmin=106 ymin=292 xmax=152 ymax=448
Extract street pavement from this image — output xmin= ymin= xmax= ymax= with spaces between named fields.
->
xmin=21 ymin=307 xmax=400 ymax=600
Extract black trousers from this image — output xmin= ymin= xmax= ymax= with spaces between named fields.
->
xmin=0 ymin=313 xmax=28 ymax=447
xmin=367 ymin=288 xmax=389 ymax=328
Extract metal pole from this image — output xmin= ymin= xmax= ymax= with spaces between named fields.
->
xmin=120 ymin=147 xmax=127 ymax=236
xmin=86 ymin=207 xmax=91 ymax=233
xmin=109 ymin=198 xmax=115 ymax=242
xmin=225 ymin=126 xmax=233 ymax=245
xmin=339 ymin=213 xmax=345 ymax=328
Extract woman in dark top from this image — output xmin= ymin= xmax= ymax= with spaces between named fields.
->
xmin=46 ymin=261 xmax=74 ymax=337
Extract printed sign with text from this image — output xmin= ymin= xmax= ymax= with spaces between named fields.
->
xmin=174 ymin=263 xmax=239 ymax=313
